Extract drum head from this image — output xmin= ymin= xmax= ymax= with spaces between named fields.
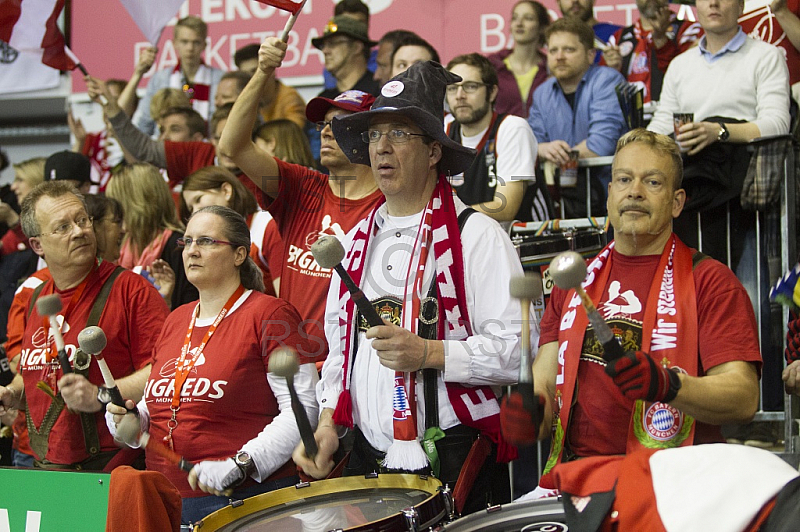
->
xmin=440 ymin=498 xmax=567 ymax=532
xmin=195 ymin=474 xmax=445 ymax=532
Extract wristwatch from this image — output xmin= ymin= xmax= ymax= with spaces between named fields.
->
xmin=717 ymin=123 xmax=730 ymax=142
xmin=233 ymin=451 xmax=256 ymax=480
xmin=97 ymin=385 xmax=112 ymax=406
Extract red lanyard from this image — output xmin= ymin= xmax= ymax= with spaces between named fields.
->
xmin=164 ymin=285 xmax=245 ymax=450
xmin=171 ymin=284 xmax=246 ymax=409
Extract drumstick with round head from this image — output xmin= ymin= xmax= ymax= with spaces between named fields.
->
xmin=116 ymin=413 xmax=194 ymax=473
xmin=269 ymin=347 xmax=318 ymax=459
xmin=509 ymin=274 xmax=542 ymax=385
xmin=510 ymin=274 xmax=543 ymax=414
xmin=77 ymin=326 xmax=137 ymax=415
xmin=311 ymin=236 xmax=383 ymax=328
xmin=36 ymin=295 xmax=72 ymax=374
xmin=549 ymin=251 xmax=625 ymax=361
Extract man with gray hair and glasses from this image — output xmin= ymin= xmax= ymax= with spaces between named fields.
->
xmin=0 ymin=181 xmax=167 ymax=471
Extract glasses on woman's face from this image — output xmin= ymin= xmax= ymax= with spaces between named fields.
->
xmin=177 ymin=236 xmax=235 ymax=248
xmin=315 ymin=120 xmax=332 ymax=132
xmin=36 ymin=215 xmax=93 ymax=238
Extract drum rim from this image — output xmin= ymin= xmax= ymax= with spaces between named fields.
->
xmin=438 ymin=499 xmax=566 ymax=531
xmin=194 ymin=473 xmax=443 ymax=531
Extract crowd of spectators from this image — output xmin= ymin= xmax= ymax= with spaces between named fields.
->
xmin=1 ymin=0 xmax=799 ymax=527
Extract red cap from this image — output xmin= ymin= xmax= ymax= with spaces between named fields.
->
xmin=305 ymin=90 xmax=376 ymax=122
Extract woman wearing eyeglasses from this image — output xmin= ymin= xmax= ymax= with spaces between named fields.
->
xmin=488 ymin=1 xmax=551 ymax=119
xmin=106 ymin=163 xmax=198 ymax=309
xmin=180 ymin=166 xmax=282 ymax=296
xmin=107 ymin=205 xmax=318 ymax=525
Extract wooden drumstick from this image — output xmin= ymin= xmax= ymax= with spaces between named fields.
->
xmin=510 ymin=274 xmax=543 ymax=415
xmin=509 ymin=274 xmax=542 ymax=383
xmin=549 ymin=251 xmax=625 ymax=361
xmin=36 ymin=295 xmax=72 ymax=374
xmin=269 ymin=348 xmax=318 ymax=459
xmin=77 ymin=326 xmax=137 ymax=416
xmin=311 ymin=236 xmax=383 ymax=328
xmin=116 ymin=413 xmax=194 ymax=473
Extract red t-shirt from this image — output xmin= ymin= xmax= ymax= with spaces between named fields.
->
xmin=248 ymin=210 xmax=283 ymax=297
xmin=539 ymin=249 xmax=761 ymax=457
xmin=7 ymin=269 xmax=51 ymax=456
xmin=259 ymin=158 xmax=383 ymax=361
xmin=740 ymin=0 xmax=800 ymax=85
xmin=19 ymin=261 xmax=169 ymax=465
xmin=164 ymin=141 xmax=262 ymax=200
xmin=144 ymin=291 xmax=313 ymax=497
xmin=1 ymin=225 xmax=28 ymax=257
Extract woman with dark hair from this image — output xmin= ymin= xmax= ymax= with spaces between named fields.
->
xmin=181 ymin=166 xmax=282 ymax=296
xmin=83 ymin=194 xmax=125 ymax=263
xmin=107 ymin=205 xmax=317 ymax=525
xmin=488 ymin=0 xmax=551 ymax=118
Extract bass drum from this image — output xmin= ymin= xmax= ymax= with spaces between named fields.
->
xmin=194 ymin=474 xmax=448 ymax=532
xmin=437 ymin=499 xmax=567 ymax=532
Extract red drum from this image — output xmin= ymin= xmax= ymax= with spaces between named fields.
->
xmin=436 ymin=498 xmax=567 ymax=532
xmin=193 ymin=474 xmax=449 ymax=532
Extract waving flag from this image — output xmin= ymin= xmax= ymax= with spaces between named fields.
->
xmin=0 ymin=0 xmax=75 ymax=70
xmin=253 ymin=0 xmax=305 ymax=15
xmin=117 ymin=0 xmax=185 ymax=45
xmin=0 ymin=0 xmax=74 ymax=94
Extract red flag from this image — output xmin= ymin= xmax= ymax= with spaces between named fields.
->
xmin=0 ymin=0 xmax=75 ymax=70
xmin=252 ymin=0 xmax=305 ymax=15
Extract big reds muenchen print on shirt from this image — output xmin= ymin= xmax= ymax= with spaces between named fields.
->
xmin=259 ymin=159 xmax=382 ymax=360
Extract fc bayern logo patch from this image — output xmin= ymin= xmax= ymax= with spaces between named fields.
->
xmin=643 ymin=402 xmax=683 ymax=441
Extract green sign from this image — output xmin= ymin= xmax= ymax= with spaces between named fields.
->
xmin=0 ymin=468 xmax=109 ymax=531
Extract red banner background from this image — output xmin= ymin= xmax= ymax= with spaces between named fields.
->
xmin=71 ymin=0 xmax=700 ymax=92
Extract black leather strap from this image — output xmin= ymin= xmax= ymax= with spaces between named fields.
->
xmin=26 ymin=266 xmax=125 ymax=459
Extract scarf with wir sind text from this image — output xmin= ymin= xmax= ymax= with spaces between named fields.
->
xmin=540 ymin=235 xmax=698 ymax=488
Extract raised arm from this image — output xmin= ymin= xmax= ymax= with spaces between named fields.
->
xmin=117 ymin=47 xmax=157 ymax=118
xmin=86 ymin=76 xmax=168 ymax=168
xmin=218 ymin=37 xmax=287 ymax=199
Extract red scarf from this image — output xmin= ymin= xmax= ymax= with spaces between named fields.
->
xmin=540 ymin=235 xmax=697 ymax=488
xmin=118 ymin=228 xmax=173 ymax=270
xmin=332 ymin=176 xmax=516 ymax=469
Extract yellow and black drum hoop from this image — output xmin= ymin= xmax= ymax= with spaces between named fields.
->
xmin=194 ymin=473 xmax=446 ymax=532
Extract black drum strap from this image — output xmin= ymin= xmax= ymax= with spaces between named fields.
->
xmin=25 ymin=267 xmax=124 ymax=459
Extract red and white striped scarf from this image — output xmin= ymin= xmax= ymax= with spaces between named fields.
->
xmin=169 ymin=61 xmax=213 ymax=120
xmin=332 ymin=176 xmax=516 ymax=470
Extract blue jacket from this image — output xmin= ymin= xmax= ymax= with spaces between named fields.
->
xmin=528 ymin=65 xmax=627 ymax=157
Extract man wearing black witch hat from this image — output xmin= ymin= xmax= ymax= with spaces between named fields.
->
xmin=293 ymin=61 xmax=528 ymax=514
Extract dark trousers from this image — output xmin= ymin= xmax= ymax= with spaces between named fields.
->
xmin=345 ymin=425 xmax=510 ymax=516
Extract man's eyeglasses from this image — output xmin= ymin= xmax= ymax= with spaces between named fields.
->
xmin=445 ymin=82 xmax=488 ymax=95
xmin=361 ymin=129 xmax=428 ymax=144
xmin=35 ymin=215 xmax=93 ymax=238
xmin=177 ymin=236 xmax=236 ymax=248
xmin=315 ymin=121 xmax=332 ymax=132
